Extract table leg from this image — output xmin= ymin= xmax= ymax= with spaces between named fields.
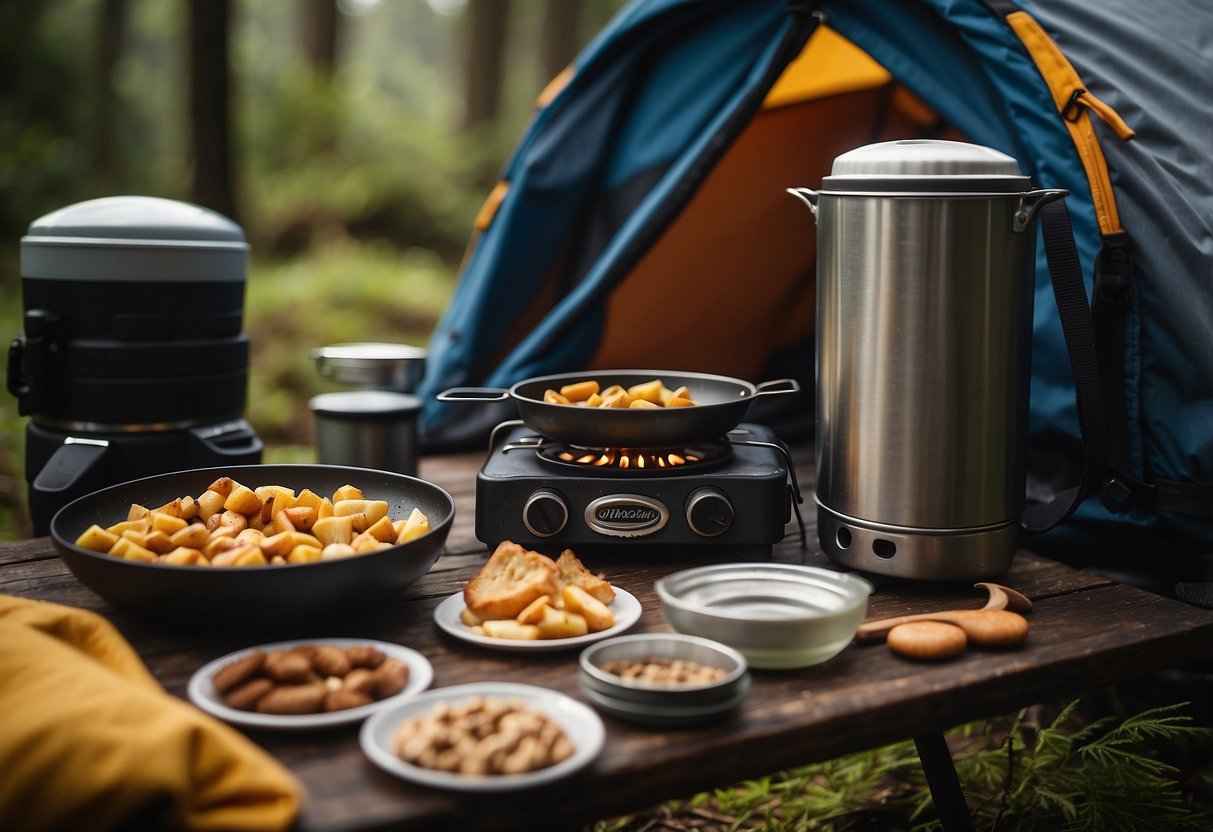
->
xmin=913 ymin=733 xmax=974 ymax=832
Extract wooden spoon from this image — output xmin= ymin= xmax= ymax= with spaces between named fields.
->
xmin=857 ymin=582 xmax=1032 ymax=643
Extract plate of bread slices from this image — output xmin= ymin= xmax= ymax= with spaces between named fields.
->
xmin=434 ymin=542 xmax=640 ymax=652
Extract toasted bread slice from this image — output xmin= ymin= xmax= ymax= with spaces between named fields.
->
xmin=463 ymin=541 xmax=558 ymax=620
xmin=554 ymin=549 xmax=615 ymax=605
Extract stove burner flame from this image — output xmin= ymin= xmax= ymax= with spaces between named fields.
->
xmin=555 ymin=448 xmax=700 ymax=469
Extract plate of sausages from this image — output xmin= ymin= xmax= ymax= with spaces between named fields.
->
xmin=188 ymin=638 xmax=433 ymax=730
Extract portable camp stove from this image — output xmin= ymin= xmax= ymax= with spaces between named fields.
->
xmin=475 ymin=421 xmax=804 ymax=560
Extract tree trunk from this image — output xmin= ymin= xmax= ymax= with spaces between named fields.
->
xmin=302 ymin=0 xmax=341 ymax=79
xmin=539 ymin=0 xmax=582 ymax=83
xmin=461 ymin=0 xmax=512 ymax=132
xmin=94 ymin=0 xmax=126 ymax=186
xmin=189 ymin=0 xmax=238 ymax=223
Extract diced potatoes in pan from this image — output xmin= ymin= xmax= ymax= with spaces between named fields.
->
xmin=74 ymin=478 xmax=430 ymax=568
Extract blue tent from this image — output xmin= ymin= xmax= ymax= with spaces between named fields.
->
xmin=417 ymin=0 xmax=1213 ymax=554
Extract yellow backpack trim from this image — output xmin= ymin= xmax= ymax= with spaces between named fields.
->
xmin=1005 ymin=11 xmax=1134 ymax=237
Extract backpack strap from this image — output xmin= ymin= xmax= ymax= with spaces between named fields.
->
xmin=1021 ymin=198 xmax=1109 ymax=533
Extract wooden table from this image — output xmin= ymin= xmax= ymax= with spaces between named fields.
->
xmin=3 ymin=447 xmax=1213 ymax=831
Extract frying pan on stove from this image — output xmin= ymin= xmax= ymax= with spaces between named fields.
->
xmin=438 ymin=370 xmax=799 ymax=447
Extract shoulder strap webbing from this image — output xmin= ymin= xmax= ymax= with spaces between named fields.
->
xmin=1021 ymin=199 xmax=1108 ymax=533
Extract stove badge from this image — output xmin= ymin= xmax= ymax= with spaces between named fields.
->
xmin=585 ymin=494 xmax=670 ymax=537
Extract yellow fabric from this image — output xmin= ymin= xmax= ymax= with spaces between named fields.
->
xmin=473 ymin=180 xmax=510 ymax=233
xmin=764 ymin=26 xmax=890 ymax=109
xmin=0 ymin=595 xmax=302 ymax=832
xmin=1006 ymin=10 xmax=1132 ymax=236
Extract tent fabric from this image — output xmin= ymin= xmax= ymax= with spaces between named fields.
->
xmin=417 ymin=0 xmax=1213 ymax=551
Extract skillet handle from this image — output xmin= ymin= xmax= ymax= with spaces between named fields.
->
xmin=753 ymin=378 xmax=801 ymax=398
xmin=436 ymin=387 xmax=510 ymax=403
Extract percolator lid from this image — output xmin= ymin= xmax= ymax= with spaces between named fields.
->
xmin=21 ymin=196 xmax=248 ymax=282
xmin=823 ymin=139 xmax=1031 ymax=193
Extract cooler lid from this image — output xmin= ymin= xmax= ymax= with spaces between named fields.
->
xmin=21 ymin=196 xmax=248 ymax=282
xmin=823 ymin=140 xmax=1031 ymax=193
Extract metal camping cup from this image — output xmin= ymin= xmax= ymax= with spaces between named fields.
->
xmin=789 ymin=140 xmax=1066 ymax=580
xmin=309 ymin=390 xmax=422 ymax=476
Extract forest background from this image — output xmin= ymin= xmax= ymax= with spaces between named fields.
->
xmin=0 ymin=0 xmax=626 ymax=539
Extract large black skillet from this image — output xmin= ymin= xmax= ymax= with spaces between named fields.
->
xmin=439 ymin=370 xmax=799 ymax=447
xmin=50 ymin=464 xmax=454 ymax=629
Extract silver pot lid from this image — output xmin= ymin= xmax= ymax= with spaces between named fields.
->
xmin=312 ymin=342 xmax=427 ymax=392
xmin=823 ymin=139 xmax=1031 ymax=193
xmin=21 ymin=196 xmax=248 ymax=282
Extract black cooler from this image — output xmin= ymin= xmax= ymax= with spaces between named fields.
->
xmin=7 ymin=196 xmax=263 ymax=534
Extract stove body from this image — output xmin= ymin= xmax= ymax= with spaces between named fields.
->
xmin=475 ymin=422 xmax=795 ymax=560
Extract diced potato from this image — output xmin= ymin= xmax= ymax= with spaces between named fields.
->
xmin=628 ymin=399 xmax=659 ymax=408
xmin=161 ymin=547 xmax=205 ymax=566
xmin=481 ymin=620 xmax=541 ymax=640
xmin=602 ymin=390 xmax=632 ymax=408
xmin=293 ymin=488 xmax=325 ymax=511
xmin=316 ymin=498 xmax=335 ymax=520
xmin=120 ymin=529 xmax=149 ymax=548
xmin=203 ymin=533 xmax=241 ymax=559
xmin=543 ymin=388 xmax=570 ymax=404
xmin=151 ymin=498 xmax=187 ymax=519
xmin=150 ymin=512 xmax=188 ymax=535
xmin=216 ymin=510 xmax=248 ymax=533
xmin=559 ymin=380 xmax=599 ymax=402
xmin=332 ymin=484 xmax=363 ymax=502
xmin=211 ymin=544 xmax=261 ymax=567
xmin=537 ymin=607 xmax=589 ymax=639
xmin=224 ymin=484 xmax=262 ymax=516
xmin=351 ymin=533 xmax=389 ymax=554
xmin=195 ymin=489 xmax=227 ymax=520
xmin=110 ymin=537 xmax=158 ymax=563
xmin=281 ymin=505 xmax=317 ymax=532
xmin=233 ymin=547 xmax=268 ymax=567
xmin=234 ymin=528 xmax=265 ymax=546
xmin=321 ymin=543 xmax=357 ymax=560
xmin=75 ymin=524 xmax=118 ymax=553
xmin=666 ymin=397 xmax=696 ymax=408
xmin=179 ymin=496 xmax=199 ymax=520
xmin=561 ymin=585 xmax=614 ymax=632
xmin=170 ymin=522 xmax=209 ymax=549
xmin=143 ymin=530 xmax=176 ymax=554
xmin=364 ymin=515 xmax=397 ymax=543
xmin=255 ymin=485 xmax=296 ymax=509
xmin=206 ymin=477 xmax=236 ymax=497
xmin=626 ymin=378 xmax=665 ymax=405
xmin=660 ymin=385 xmax=692 ymax=404
xmin=127 ymin=503 xmax=150 ymax=522
xmin=584 ymin=393 xmax=604 ymax=407
xmin=106 ymin=518 xmax=150 ymax=537
xmin=515 ymin=595 xmax=551 ymax=625
xmin=395 ymin=508 xmax=430 ymax=544
xmin=313 ymin=515 xmax=355 ymax=546
xmin=259 ymin=530 xmax=296 ymax=559
xmin=334 ymin=499 xmax=390 ymax=530
xmin=286 ymin=544 xmax=323 ymax=564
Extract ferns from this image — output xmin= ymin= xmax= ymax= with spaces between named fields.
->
xmin=593 ymin=700 xmax=1212 ymax=832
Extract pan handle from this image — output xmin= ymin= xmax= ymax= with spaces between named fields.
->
xmin=753 ymin=378 xmax=801 ymax=398
xmin=436 ymin=387 xmax=510 ymax=403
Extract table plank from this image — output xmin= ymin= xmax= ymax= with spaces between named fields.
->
xmin=3 ymin=447 xmax=1212 ymax=831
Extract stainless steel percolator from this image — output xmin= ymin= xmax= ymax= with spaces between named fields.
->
xmin=790 ymin=139 xmax=1066 ymax=580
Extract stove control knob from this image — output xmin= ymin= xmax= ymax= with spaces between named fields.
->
xmin=686 ymin=487 xmax=734 ymax=537
xmin=523 ymin=489 xmax=568 ymax=538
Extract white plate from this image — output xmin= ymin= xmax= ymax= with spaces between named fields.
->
xmin=433 ymin=588 xmax=641 ymax=652
xmin=188 ymin=638 xmax=433 ymax=731
xmin=360 ymin=682 xmax=604 ymax=792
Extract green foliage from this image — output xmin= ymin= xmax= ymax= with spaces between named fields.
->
xmin=593 ymin=701 xmax=1213 ymax=832
xmin=244 ymin=238 xmax=454 ymax=447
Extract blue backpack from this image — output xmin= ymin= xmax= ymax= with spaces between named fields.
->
xmin=417 ymin=0 xmax=1213 ymax=571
